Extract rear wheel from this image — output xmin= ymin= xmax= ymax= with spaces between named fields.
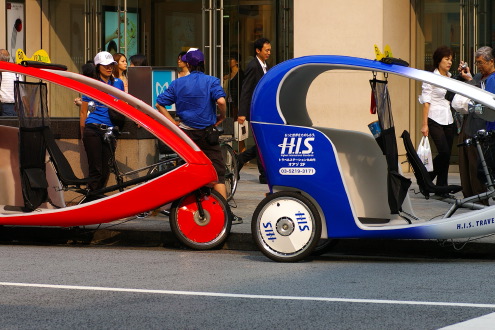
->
xmin=221 ymin=143 xmax=238 ymax=201
xmin=170 ymin=190 xmax=231 ymax=250
xmin=251 ymin=191 xmax=322 ymax=262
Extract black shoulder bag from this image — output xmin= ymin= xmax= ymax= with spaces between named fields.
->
xmin=105 ymin=77 xmax=125 ymax=129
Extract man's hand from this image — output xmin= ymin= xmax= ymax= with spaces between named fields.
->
xmin=458 ymin=61 xmax=472 ymax=81
xmin=237 ymin=116 xmax=246 ymax=125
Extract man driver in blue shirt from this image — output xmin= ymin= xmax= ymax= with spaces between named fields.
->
xmin=156 ymin=48 xmax=242 ymax=224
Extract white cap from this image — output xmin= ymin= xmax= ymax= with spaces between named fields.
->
xmin=94 ymin=51 xmax=116 ymax=66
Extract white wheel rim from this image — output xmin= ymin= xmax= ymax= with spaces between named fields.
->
xmin=257 ymin=197 xmax=315 ymax=255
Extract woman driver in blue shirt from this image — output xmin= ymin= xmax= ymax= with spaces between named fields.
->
xmin=79 ymin=51 xmax=125 ymax=191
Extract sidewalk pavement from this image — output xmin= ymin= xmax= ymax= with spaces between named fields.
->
xmin=1 ymin=163 xmax=495 ymax=259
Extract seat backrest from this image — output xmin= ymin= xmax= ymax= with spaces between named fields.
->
xmin=18 ymin=127 xmax=48 ymax=210
xmin=401 ymin=130 xmax=437 ymax=198
xmin=43 ymin=126 xmax=91 ymax=187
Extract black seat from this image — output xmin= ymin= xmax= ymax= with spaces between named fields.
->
xmin=43 ymin=126 xmax=95 ymax=189
xmin=401 ymin=130 xmax=462 ymax=199
xmin=18 ymin=127 xmax=49 ymax=210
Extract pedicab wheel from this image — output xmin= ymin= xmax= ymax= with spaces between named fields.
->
xmin=220 ymin=143 xmax=238 ymax=202
xmin=312 ymin=239 xmax=338 ymax=256
xmin=251 ymin=191 xmax=322 ymax=262
xmin=170 ymin=190 xmax=231 ymax=250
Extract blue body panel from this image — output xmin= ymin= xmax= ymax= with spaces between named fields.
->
xmin=250 ymin=55 xmax=495 ymax=239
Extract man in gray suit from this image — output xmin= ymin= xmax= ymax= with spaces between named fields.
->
xmin=237 ymin=38 xmax=271 ymax=183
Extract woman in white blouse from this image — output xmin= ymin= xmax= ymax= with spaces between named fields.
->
xmin=419 ymin=46 xmax=456 ymax=187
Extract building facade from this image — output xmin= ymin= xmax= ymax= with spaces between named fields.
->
xmin=1 ymin=0 xmax=494 ymax=159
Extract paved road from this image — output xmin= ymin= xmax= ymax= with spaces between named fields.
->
xmin=1 ymin=245 xmax=494 ymax=329
xmin=3 ymin=163 xmax=495 ymax=257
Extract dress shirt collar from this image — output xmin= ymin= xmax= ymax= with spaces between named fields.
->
xmin=257 ymin=55 xmax=267 ymax=74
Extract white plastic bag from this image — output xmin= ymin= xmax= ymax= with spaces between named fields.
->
xmin=417 ymin=136 xmax=433 ymax=172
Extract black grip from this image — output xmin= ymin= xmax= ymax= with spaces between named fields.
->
xmin=20 ymin=61 xmax=68 ymax=71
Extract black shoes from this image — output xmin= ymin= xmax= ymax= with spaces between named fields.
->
xmin=236 ymin=157 xmax=266 ymax=184
xmin=236 ymin=158 xmax=244 ymax=180
xmin=231 ymin=213 xmax=243 ymax=225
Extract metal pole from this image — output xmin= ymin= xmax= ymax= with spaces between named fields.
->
xmin=123 ymin=0 xmax=128 ymax=58
xmin=84 ymin=0 xmax=89 ymax=62
xmin=208 ymin=0 xmax=213 ymax=74
xmin=473 ymin=0 xmax=478 ymax=52
xmin=460 ymin=0 xmax=466 ymax=64
xmin=96 ymin=0 xmax=101 ymax=52
xmin=212 ymin=0 xmax=217 ymax=76
xmin=218 ymin=0 xmax=224 ymax=80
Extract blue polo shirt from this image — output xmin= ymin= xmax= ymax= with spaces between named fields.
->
xmin=156 ymin=71 xmax=226 ymax=129
xmin=484 ymin=74 xmax=495 ymax=131
xmin=83 ymin=78 xmax=125 ymax=126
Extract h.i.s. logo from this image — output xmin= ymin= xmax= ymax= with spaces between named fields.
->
xmin=278 ymin=136 xmax=315 ymax=155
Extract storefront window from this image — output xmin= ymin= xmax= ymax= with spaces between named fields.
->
xmin=48 ymin=0 xmax=86 ymax=118
xmin=418 ymin=0 xmax=495 ymax=73
xmin=45 ymin=0 xmax=291 ymax=117
xmin=417 ymin=0 xmax=460 ymax=72
xmin=415 ymin=0 xmax=495 ymax=162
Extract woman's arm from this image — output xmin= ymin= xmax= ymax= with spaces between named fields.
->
xmin=419 ymin=82 xmax=433 ymax=137
xmin=79 ymin=101 xmax=88 ymax=139
xmin=421 ymin=102 xmax=430 ymax=137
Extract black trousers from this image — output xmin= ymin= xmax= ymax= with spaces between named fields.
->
xmin=83 ymin=125 xmax=115 ymax=191
xmin=238 ymin=144 xmax=265 ymax=178
xmin=182 ymin=128 xmax=226 ymax=184
xmin=428 ymin=118 xmax=455 ymax=186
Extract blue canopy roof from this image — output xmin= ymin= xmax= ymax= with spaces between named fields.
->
xmin=251 ymin=55 xmax=495 ymax=125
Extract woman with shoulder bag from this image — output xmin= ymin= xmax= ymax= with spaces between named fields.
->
xmin=80 ymin=51 xmax=125 ymax=191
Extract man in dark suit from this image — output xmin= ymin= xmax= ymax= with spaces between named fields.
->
xmin=237 ymin=38 xmax=271 ymax=184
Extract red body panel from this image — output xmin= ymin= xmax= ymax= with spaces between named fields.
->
xmin=0 ymin=62 xmax=219 ymax=226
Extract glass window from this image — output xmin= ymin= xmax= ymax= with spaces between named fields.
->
xmin=417 ymin=0 xmax=460 ymax=72
xmin=46 ymin=0 xmax=292 ymax=117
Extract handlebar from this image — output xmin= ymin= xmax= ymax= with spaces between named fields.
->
xmin=103 ymin=126 xmax=129 ymax=143
xmin=468 ymin=102 xmax=486 ymax=115
xmin=458 ymin=129 xmax=495 ymax=147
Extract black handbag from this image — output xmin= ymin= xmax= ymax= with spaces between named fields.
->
xmin=205 ymin=125 xmax=220 ymax=146
xmin=105 ymin=77 xmax=125 ymax=129
xmin=108 ymin=108 xmax=125 ymax=129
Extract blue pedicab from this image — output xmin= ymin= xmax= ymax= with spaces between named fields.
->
xmin=250 ymin=55 xmax=495 ymax=262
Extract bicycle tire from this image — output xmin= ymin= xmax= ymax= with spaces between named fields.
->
xmin=169 ymin=189 xmax=231 ymax=250
xmin=220 ymin=143 xmax=239 ymax=201
xmin=251 ymin=191 xmax=322 ymax=262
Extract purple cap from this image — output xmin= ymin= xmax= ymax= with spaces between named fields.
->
xmin=181 ymin=48 xmax=204 ymax=66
